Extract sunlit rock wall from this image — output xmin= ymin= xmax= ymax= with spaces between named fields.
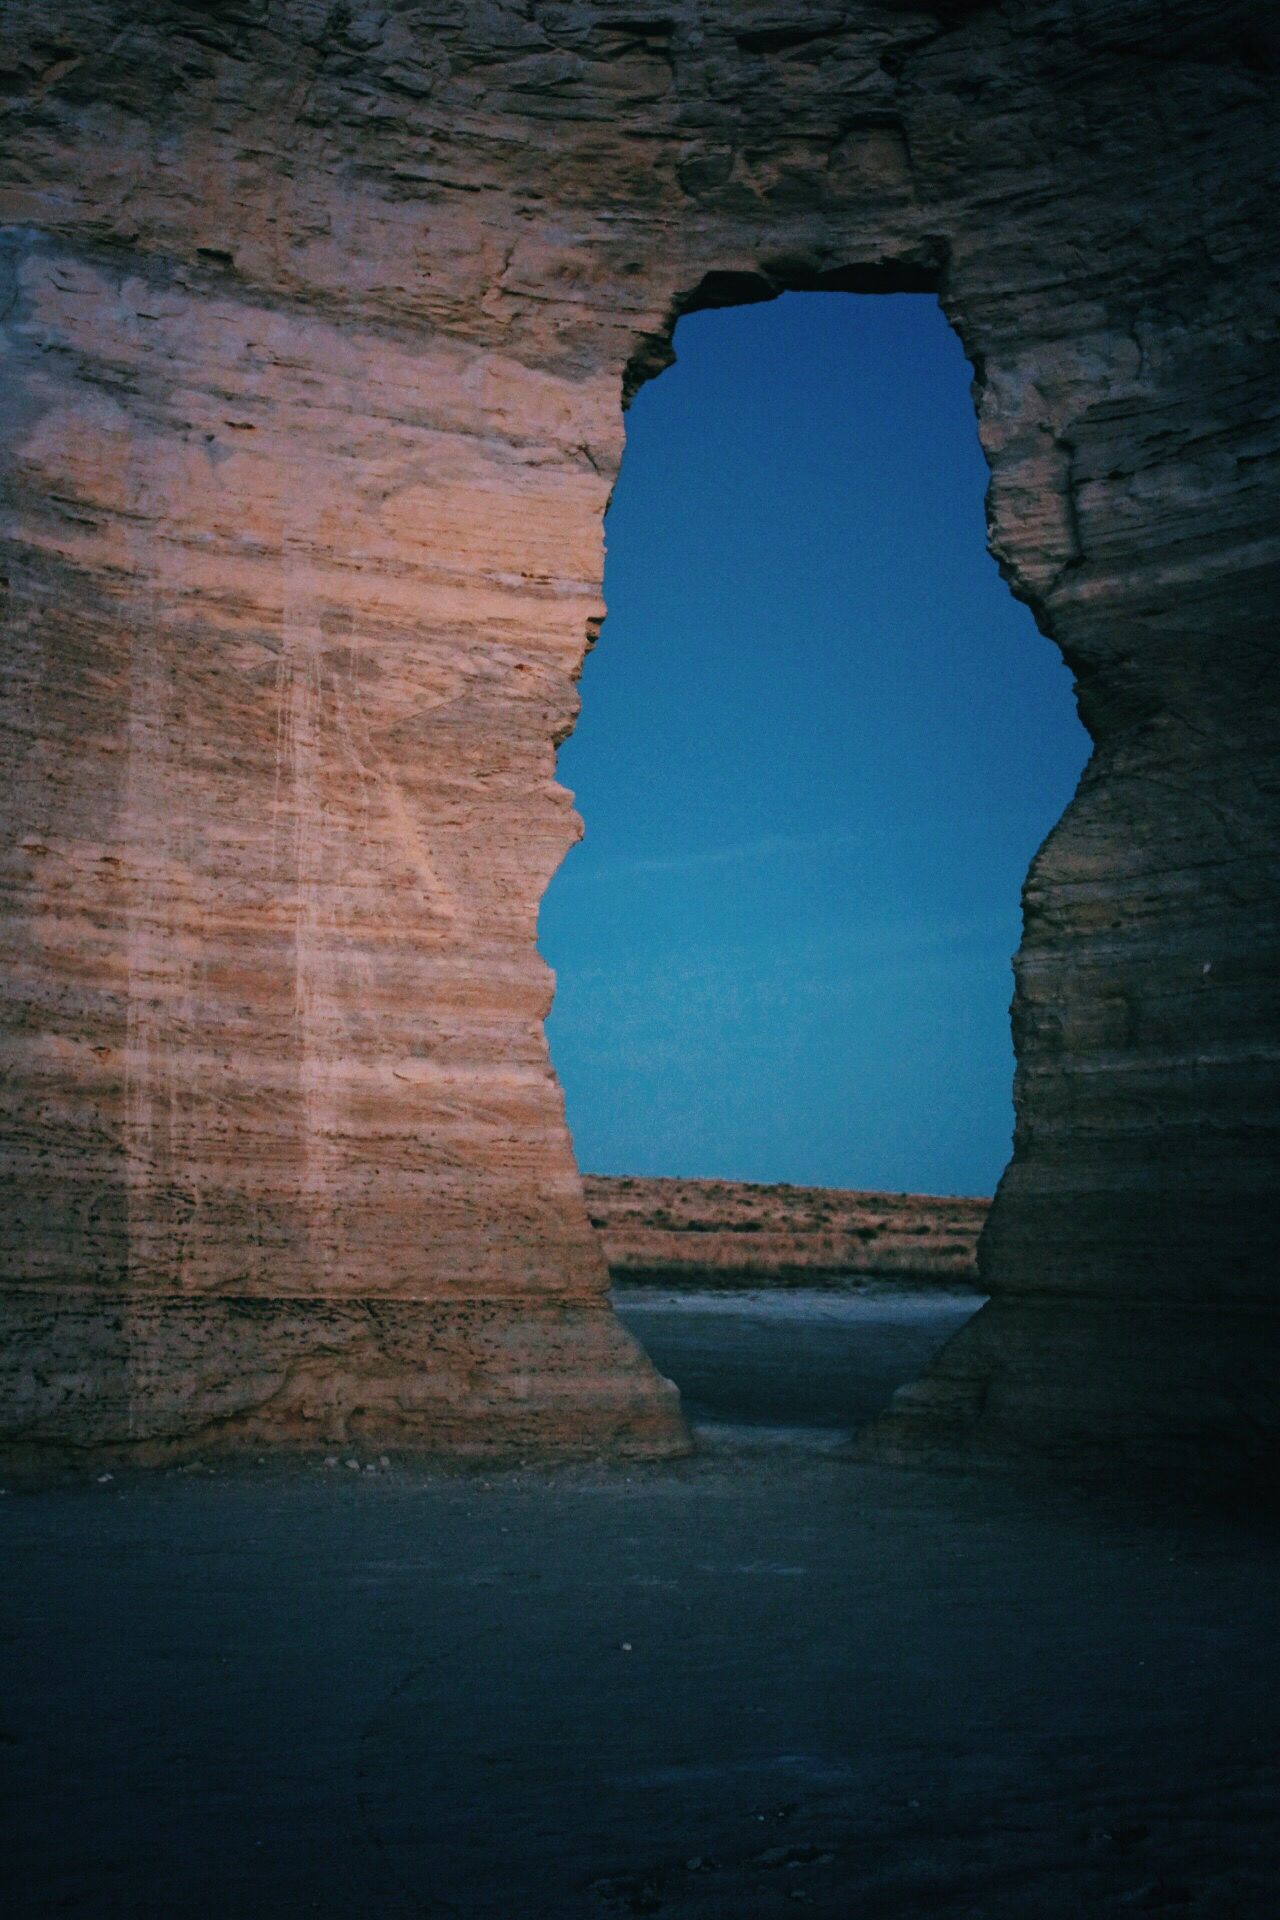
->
xmin=1 ymin=1 xmax=1276 ymax=1469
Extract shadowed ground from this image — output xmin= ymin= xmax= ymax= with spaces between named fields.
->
xmin=1 ymin=1293 xmax=1276 ymax=1918
xmin=612 ymin=1285 xmax=983 ymax=1436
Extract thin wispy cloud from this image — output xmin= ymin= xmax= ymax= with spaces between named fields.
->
xmin=557 ymin=827 xmax=875 ymax=886
xmin=539 ymin=292 xmax=1088 ymax=1194
xmin=557 ymin=906 xmax=1021 ymax=992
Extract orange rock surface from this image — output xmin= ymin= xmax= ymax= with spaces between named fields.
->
xmin=0 ymin=2 xmax=1276 ymax=1473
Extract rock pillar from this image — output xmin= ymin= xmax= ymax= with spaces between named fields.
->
xmin=1 ymin=1 xmax=1276 ymax=1474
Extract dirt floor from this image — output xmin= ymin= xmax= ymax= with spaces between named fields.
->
xmin=612 ymin=1283 xmax=983 ymax=1436
xmin=1 ymin=1290 xmax=1276 ymax=1919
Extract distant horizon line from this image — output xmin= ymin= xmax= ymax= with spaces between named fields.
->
xmin=582 ymin=1170 xmax=993 ymax=1203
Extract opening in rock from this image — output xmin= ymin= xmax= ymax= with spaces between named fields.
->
xmin=539 ymin=293 xmax=1089 ymax=1443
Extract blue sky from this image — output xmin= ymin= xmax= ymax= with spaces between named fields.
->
xmin=539 ymin=293 xmax=1089 ymax=1198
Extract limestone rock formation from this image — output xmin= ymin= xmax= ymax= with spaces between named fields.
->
xmin=587 ymin=1177 xmax=986 ymax=1290
xmin=0 ymin=1 xmax=1276 ymax=1473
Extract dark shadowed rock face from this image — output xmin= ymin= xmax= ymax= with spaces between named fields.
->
xmin=0 ymin=2 xmax=1276 ymax=1471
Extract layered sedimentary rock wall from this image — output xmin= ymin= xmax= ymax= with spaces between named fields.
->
xmin=587 ymin=1177 xmax=986 ymax=1289
xmin=1 ymin=1 xmax=1276 ymax=1470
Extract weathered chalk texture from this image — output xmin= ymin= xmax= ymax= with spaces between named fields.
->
xmin=0 ymin=2 xmax=1276 ymax=1470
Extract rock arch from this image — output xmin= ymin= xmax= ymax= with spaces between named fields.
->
xmin=0 ymin=1 xmax=1275 ymax=1476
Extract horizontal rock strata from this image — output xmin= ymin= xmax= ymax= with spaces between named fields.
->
xmin=586 ymin=1177 xmax=987 ymax=1290
xmin=0 ymin=1293 xmax=686 ymax=1469
xmin=0 ymin=0 xmax=1276 ymax=1470
xmin=857 ymin=1299 xmax=1280 ymax=1500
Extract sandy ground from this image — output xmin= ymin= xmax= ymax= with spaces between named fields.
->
xmin=1 ymin=1291 xmax=1276 ymax=1919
